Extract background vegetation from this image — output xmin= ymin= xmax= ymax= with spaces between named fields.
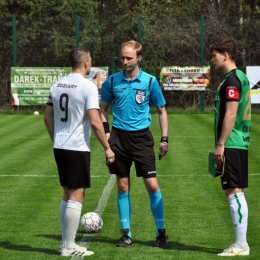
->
xmin=1 ymin=0 xmax=260 ymax=108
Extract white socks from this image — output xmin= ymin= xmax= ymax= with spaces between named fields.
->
xmin=63 ymin=200 xmax=82 ymax=249
xmin=228 ymin=192 xmax=248 ymax=248
xmin=59 ymin=200 xmax=68 ymax=246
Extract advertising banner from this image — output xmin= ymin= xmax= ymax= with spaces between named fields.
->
xmin=159 ymin=66 xmax=210 ymax=91
xmin=11 ymin=67 xmax=108 ymax=106
xmin=246 ymin=66 xmax=260 ymax=104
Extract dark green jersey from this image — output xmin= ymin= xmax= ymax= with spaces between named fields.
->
xmin=214 ymin=69 xmax=251 ymax=150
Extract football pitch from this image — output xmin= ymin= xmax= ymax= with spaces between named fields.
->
xmin=0 ymin=113 xmax=259 ymax=260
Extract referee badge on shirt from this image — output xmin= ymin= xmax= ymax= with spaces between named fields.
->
xmin=136 ymin=90 xmax=146 ymax=104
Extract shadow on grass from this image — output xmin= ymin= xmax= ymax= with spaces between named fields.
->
xmin=35 ymin=234 xmax=61 ymax=241
xmin=33 ymin=234 xmax=221 ymax=255
xmin=0 ymin=240 xmax=57 ymax=255
xmin=76 ymin=235 xmax=223 ymax=254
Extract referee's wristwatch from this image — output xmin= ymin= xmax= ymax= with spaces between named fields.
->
xmin=160 ymin=136 xmax=168 ymax=143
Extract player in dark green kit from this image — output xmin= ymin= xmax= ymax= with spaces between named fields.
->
xmin=210 ymin=38 xmax=251 ymax=256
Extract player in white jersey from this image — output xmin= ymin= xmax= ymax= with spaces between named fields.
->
xmin=44 ymin=48 xmax=115 ymax=257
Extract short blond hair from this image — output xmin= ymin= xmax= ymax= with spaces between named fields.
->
xmin=121 ymin=40 xmax=142 ymax=56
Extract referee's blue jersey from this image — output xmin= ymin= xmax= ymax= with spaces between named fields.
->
xmin=101 ymin=69 xmax=166 ymax=131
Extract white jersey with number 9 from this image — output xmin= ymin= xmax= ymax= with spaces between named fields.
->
xmin=47 ymin=72 xmax=99 ymax=151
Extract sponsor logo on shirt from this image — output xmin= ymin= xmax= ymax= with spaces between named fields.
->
xmin=243 ymin=125 xmax=250 ymax=133
xmin=242 ymin=136 xmax=250 ymax=142
xmin=57 ymin=83 xmax=78 ymax=89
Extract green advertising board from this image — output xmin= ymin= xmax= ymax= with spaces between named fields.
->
xmin=11 ymin=67 xmax=108 ymax=106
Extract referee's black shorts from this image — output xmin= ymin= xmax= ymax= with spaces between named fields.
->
xmin=54 ymin=148 xmax=90 ymax=189
xmin=221 ymin=148 xmax=248 ymax=190
xmin=108 ymin=127 xmax=156 ymax=178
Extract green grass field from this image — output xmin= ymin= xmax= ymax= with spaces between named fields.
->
xmin=0 ymin=113 xmax=259 ymax=260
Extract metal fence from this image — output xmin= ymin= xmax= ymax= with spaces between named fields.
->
xmin=1 ymin=15 xmax=260 ymax=108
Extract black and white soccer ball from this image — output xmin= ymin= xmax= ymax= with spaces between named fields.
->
xmin=80 ymin=212 xmax=103 ymax=233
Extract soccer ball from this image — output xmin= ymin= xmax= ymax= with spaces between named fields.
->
xmin=33 ymin=111 xmax=39 ymax=115
xmin=80 ymin=212 xmax=103 ymax=233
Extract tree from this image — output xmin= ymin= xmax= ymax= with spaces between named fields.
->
xmin=1 ymin=0 xmax=260 ymax=108
xmin=0 ymin=0 xmax=97 ymax=17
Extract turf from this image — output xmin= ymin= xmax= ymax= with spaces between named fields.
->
xmin=0 ymin=113 xmax=259 ymax=259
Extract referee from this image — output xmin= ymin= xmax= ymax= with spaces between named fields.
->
xmin=100 ymin=40 xmax=169 ymax=249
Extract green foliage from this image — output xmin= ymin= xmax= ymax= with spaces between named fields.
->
xmin=15 ymin=16 xmax=75 ymax=66
xmin=97 ymin=0 xmax=260 ymax=17
xmin=1 ymin=0 xmax=260 ymax=108
xmin=0 ymin=0 xmax=97 ymax=17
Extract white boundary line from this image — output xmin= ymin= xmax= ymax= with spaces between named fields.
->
xmin=3 ymin=137 xmax=50 ymax=139
xmin=0 ymin=175 xmax=109 ymax=177
xmin=0 ymin=173 xmax=260 ymax=177
xmin=157 ymin=173 xmax=260 ymax=176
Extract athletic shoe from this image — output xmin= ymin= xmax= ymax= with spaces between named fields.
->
xmin=217 ymin=244 xmax=250 ymax=256
xmin=116 ymin=228 xmax=133 ymax=247
xmin=155 ymin=229 xmax=169 ymax=249
xmin=61 ymin=244 xmax=94 ymax=257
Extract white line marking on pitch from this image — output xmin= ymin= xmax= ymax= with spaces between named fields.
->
xmin=72 ymin=175 xmax=116 ymax=259
xmin=0 ymin=175 xmax=110 ymax=178
xmin=0 ymin=173 xmax=260 ymax=177
xmin=11 ymin=137 xmax=50 ymax=139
